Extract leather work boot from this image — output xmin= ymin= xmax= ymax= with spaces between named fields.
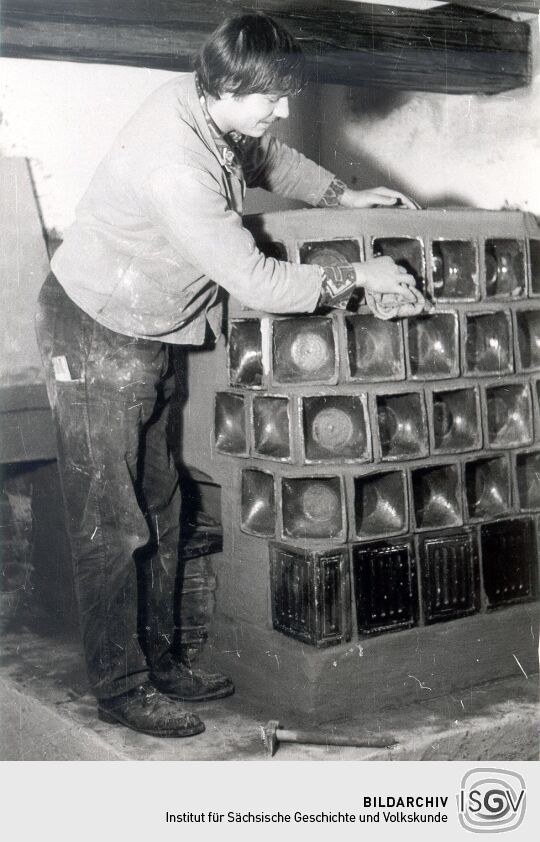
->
xmin=150 ymin=661 xmax=235 ymax=702
xmin=97 ymin=683 xmax=205 ymax=737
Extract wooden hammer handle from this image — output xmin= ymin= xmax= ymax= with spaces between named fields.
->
xmin=277 ymin=728 xmax=397 ymax=749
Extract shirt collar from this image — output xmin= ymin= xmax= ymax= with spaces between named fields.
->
xmin=194 ymin=74 xmax=246 ymax=175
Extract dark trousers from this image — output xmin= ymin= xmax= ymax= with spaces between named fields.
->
xmin=35 ymin=274 xmax=184 ymax=700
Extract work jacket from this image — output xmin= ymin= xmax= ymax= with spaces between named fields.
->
xmin=51 ymin=73 xmax=335 ymax=344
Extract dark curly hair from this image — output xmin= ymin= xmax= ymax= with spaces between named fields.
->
xmin=194 ymin=13 xmax=306 ymax=99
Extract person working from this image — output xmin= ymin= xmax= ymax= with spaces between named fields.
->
xmin=36 ymin=12 xmax=424 ymax=738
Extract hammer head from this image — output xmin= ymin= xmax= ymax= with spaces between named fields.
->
xmin=261 ymin=720 xmax=281 ymax=756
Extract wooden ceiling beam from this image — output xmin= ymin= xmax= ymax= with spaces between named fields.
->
xmin=0 ymin=1 xmax=532 ymax=94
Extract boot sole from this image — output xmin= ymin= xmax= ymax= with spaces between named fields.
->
xmin=97 ymin=708 xmax=206 ymax=738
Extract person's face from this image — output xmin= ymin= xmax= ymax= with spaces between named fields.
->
xmin=220 ymin=91 xmax=290 ymax=136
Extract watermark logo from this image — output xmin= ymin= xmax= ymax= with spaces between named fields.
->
xmin=458 ymin=768 xmax=526 ymax=833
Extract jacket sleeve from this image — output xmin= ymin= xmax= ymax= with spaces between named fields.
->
xmin=242 ymin=135 xmax=335 ymax=206
xmin=143 ymin=162 xmax=323 ymax=314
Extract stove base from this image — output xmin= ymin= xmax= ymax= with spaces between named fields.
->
xmin=204 ymin=603 xmax=539 ymax=722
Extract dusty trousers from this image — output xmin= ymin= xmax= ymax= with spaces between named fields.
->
xmin=35 ymin=273 xmax=185 ymax=700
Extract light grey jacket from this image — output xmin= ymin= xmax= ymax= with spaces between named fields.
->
xmin=51 ymin=73 xmax=334 ymax=344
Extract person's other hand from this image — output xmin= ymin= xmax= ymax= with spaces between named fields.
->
xmin=352 ymin=257 xmax=418 ymax=302
xmin=340 ymin=186 xmax=420 ymax=210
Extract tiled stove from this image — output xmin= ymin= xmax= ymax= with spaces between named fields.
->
xmin=183 ymin=208 xmax=540 ymax=718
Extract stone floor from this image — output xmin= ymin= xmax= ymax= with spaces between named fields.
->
xmin=1 ymin=623 xmax=538 ymax=762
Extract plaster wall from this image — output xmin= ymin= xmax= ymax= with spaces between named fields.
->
xmin=0 ymin=59 xmax=178 ymax=236
xmin=319 ymin=71 xmax=540 ymax=213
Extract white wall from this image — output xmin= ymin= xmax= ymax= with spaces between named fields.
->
xmin=319 ymin=67 xmax=540 ymax=213
xmin=0 ymin=58 xmax=177 ymax=235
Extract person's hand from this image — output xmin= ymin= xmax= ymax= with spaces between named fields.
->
xmin=340 ymin=186 xmax=420 ymax=210
xmin=352 ymin=256 xmax=418 ymax=303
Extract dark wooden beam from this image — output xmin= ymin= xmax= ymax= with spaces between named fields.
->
xmin=0 ymin=1 xmax=532 ymax=94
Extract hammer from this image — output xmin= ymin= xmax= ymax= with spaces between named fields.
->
xmin=261 ymin=720 xmax=398 ymax=756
